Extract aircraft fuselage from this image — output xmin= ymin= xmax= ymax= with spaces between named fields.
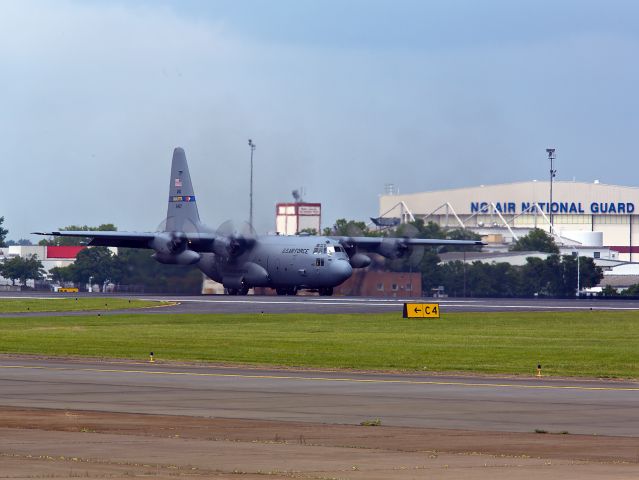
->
xmin=197 ymin=235 xmax=353 ymax=294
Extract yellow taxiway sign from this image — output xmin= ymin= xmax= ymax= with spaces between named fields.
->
xmin=403 ymin=302 xmax=440 ymax=318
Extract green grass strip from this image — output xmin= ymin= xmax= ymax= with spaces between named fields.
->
xmin=0 ymin=298 xmax=165 ymax=313
xmin=0 ymin=311 xmax=638 ymax=378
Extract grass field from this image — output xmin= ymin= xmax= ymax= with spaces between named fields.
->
xmin=0 ymin=298 xmax=165 ymax=313
xmin=1 ymin=310 xmax=638 ymax=378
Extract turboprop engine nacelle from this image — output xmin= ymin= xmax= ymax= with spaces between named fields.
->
xmin=152 ymin=250 xmax=201 ymax=265
xmin=152 ymin=232 xmax=187 ymax=255
xmin=378 ymin=239 xmax=409 ymax=259
xmin=242 ymin=262 xmax=270 ymax=287
xmin=150 ymin=231 xmax=200 ymax=265
xmin=349 ymin=253 xmax=372 ymax=268
xmin=212 ymin=235 xmax=254 ymax=258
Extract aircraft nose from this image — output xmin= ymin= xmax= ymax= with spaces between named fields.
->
xmin=332 ymin=259 xmax=353 ymax=281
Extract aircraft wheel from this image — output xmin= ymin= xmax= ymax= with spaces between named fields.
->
xmin=276 ymin=287 xmax=298 ymax=296
xmin=226 ymin=288 xmax=238 ymax=296
xmin=238 ymin=285 xmax=249 ymax=296
xmin=319 ymin=287 xmax=334 ymax=296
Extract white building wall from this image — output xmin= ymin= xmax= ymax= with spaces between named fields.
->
xmin=8 ymin=246 xmax=46 ymax=258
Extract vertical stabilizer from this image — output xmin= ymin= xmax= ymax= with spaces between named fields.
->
xmin=166 ymin=147 xmax=201 ymax=232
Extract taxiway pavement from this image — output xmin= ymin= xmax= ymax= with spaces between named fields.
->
xmin=0 ymin=357 xmax=637 ymax=436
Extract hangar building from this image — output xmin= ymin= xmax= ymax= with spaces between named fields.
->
xmin=379 ymin=181 xmax=639 ymax=262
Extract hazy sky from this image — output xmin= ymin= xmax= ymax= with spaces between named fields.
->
xmin=2 ymin=0 xmax=638 ymax=240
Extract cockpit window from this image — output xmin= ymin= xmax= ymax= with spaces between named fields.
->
xmin=334 ymin=246 xmax=343 ymax=252
xmin=313 ymin=244 xmax=327 ymax=255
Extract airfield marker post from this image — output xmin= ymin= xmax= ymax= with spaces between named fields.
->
xmin=536 ymin=364 xmax=542 ymax=377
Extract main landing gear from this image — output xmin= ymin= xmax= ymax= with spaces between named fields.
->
xmin=275 ymin=287 xmax=298 ymax=296
xmin=273 ymin=287 xmax=333 ymax=296
xmin=226 ymin=285 xmax=249 ymax=296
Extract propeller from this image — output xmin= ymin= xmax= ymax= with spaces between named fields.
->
xmin=341 ymin=223 xmax=364 ymax=255
xmin=150 ymin=217 xmax=202 ymax=265
xmin=214 ymin=220 xmax=257 ymax=258
xmin=378 ymin=223 xmax=425 ymax=268
xmin=153 ymin=230 xmax=188 ymax=255
xmin=399 ymin=223 xmax=426 ymax=268
xmin=335 ymin=221 xmax=425 ymax=269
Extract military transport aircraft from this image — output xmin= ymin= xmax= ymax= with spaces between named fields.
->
xmin=35 ymin=148 xmax=483 ymax=296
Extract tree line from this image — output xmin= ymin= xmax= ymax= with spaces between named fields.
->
xmin=0 ymin=220 xmax=200 ymax=292
xmin=326 ymin=219 xmax=603 ymax=298
xmin=49 ymin=246 xmax=202 ymax=293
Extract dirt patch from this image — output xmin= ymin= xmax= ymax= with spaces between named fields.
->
xmin=1 ymin=406 xmax=638 ymax=479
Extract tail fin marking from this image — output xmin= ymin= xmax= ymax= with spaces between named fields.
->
xmin=165 ymin=147 xmax=201 ymax=232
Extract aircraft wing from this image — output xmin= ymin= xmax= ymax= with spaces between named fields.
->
xmin=32 ymin=230 xmax=218 ymax=250
xmin=33 ymin=230 xmax=158 ymax=248
xmin=333 ymin=236 xmax=484 ymax=248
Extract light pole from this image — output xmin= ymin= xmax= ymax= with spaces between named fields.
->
xmin=463 ymin=249 xmax=467 ymax=298
xmin=577 ymin=252 xmax=580 ymax=297
xmin=546 ymin=148 xmax=556 ymax=231
xmin=248 ymin=139 xmax=256 ymax=227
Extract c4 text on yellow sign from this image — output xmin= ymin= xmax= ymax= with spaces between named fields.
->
xmin=403 ymin=303 xmax=440 ymax=318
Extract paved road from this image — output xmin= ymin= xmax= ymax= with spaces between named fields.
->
xmin=0 ymin=357 xmax=637 ymax=436
xmin=2 ymin=291 xmax=639 ymax=315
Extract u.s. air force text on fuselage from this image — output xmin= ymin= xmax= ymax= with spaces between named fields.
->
xmin=281 ymin=248 xmax=310 ymax=254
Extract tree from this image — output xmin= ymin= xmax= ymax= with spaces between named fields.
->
xmin=441 ymin=227 xmax=482 ymax=252
xmin=113 ymin=248 xmax=202 ymax=292
xmin=5 ymin=238 xmax=33 ymax=246
xmin=0 ymin=216 xmax=8 ymax=247
xmin=435 ymin=253 xmax=603 ymax=298
xmin=387 ymin=220 xmax=483 ymax=294
xmin=49 ymin=266 xmax=75 ymax=284
xmin=38 ymin=224 xmax=117 ymax=246
xmin=520 ymin=257 xmax=548 ymax=296
xmin=518 ymin=254 xmax=602 ymax=297
xmin=0 ymin=255 xmax=45 ymax=286
xmin=67 ymin=247 xmax=119 ymax=285
xmin=622 ymin=284 xmax=639 ymax=296
xmin=465 ymin=261 xmax=510 ymax=297
xmin=581 ymin=256 xmax=604 ymax=288
xmin=415 ymin=250 xmax=442 ymax=294
xmin=329 ymin=218 xmax=380 ymax=237
xmin=393 ymin=219 xmax=446 ymax=240
xmin=511 ymin=228 xmax=559 ymax=254
xmin=600 ymin=285 xmax=619 ymax=297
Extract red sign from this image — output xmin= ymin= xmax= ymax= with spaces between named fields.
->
xmin=46 ymin=246 xmax=85 ymax=259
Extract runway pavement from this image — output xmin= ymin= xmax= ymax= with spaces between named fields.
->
xmin=0 ymin=357 xmax=637 ymax=436
xmin=141 ymin=294 xmax=639 ymax=314
xmin=2 ymin=291 xmax=639 ymax=315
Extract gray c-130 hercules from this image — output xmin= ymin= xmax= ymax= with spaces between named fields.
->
xmin=35 ymin=148 xmax=483 ymax=296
